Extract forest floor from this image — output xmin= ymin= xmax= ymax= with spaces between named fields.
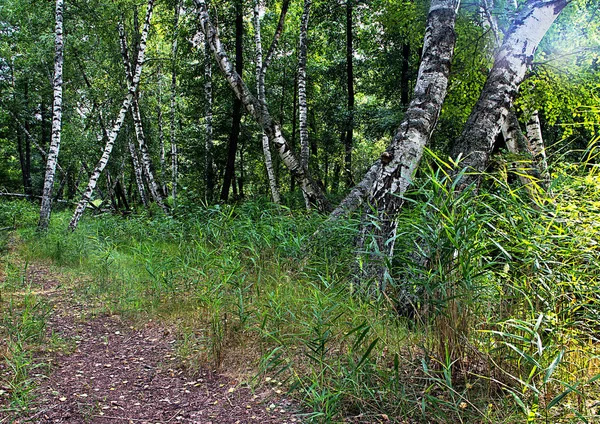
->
xmin=0 ymin=260 xmax=302 ymax=424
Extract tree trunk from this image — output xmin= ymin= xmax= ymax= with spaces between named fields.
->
xmin=127 ymin=132 xmax=148 ymax=207
xmin=344 ymin=0 xmax=355 ymax=188
xmin=221 ymin=0 xmax=244 ymax=202
xmin=526 ymin=110 xmax=549 ymax=184
xmin=502 ymin=109 xmax=539 ymax=195
xmin=131 ymin=97 xmax=168 ymax=212
xmin=357 ymin=0 xmax=461 ymax=287
xmin=298 ymin=0 xmax=312 ymax=209
xmin=38 ymin=0 xmax=64 ymax=231
xmin=118 ymin=17 xmax=168 ymax=212
xmin=204 ymin=35 xmax=215 ymax=202
xmin=253 ymin=0 xmax=281 ymax=204
xmin=69 ymin=0 xmax=154 ymax=231
xmin=157 ymin=100 xmax=167 ymax=197
xmin=290 ymin=72 xmax=298 ymax=193
xmin=448 ymin=0 xmax=567 ymax=189
xmin=194 ymin=0 xmax=330 ymax=212
xmin=170 ymin=0 xmax=181 ymax=208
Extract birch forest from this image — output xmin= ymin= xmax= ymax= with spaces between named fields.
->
xmin=1 ymin=0 xmax=600 ymax=422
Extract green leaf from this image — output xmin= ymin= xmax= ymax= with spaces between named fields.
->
xmin=543 ymin=349 xmax=564 ymax=384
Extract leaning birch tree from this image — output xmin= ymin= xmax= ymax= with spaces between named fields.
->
xmin=448 ymin=0 xmax=567 ymax=188
xmin=356 ymin=0 xmax=461 ymax=285
xmin=38 ymin=0 xmax=64 ymax=231
xmin=253 ymin=0 xmax=287 ymax=204
xmin=118 ymin=20 xmax=169 ymax=212
xmin=69 ymin=0 xmax=154 ymax=231
xmin=194 ymin=0 xmax=331 ymax=212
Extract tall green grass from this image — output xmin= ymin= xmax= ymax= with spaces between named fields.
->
xmin=1 ymin=161 xmax=599 ymax=422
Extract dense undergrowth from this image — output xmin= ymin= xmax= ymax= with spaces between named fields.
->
xmin=1 ymin=164 xmax=600 ymax=423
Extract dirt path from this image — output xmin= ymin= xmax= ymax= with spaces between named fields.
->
xmin=0 ymin=264 xmax=302 ymax=424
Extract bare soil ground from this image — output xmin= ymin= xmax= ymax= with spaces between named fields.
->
xmin=0 ymin=263 xmax=303 ymax=424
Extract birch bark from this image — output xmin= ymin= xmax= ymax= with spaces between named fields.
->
xmin=526 ymin=110 xmax=549 ymax=183
xmin=194 ymin=0 xmax=330 ymax=212
xmin=127 ymin=132 xmax=148 ymax=207
xmin=253 ymin=0 xmax=281 ymax=204
xmin=38 ymin=0 xmax=64 ymax=230
xmin=357 ymin=0 xmax=461 ymax=286
xmin=448 ymin=0 xmax=567 ymax=188
xmin=345 ymin=0 xmax=355 ymax=188
xmin=69 ymin=0 xmax=154 ymax=231
xmin=118 ymin=18 xmax=168 ymax=212
xmin=298 ymin=0 xmax=312 ymax=209
xmin=170 ymin=1 xmax=180 ymax=208
xmin=203 ymin=36 xmax=215 ymax=201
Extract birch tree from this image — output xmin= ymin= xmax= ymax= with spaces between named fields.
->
xmin=448 ymin=0 xmax=567 ymax=189
xmin=194 ymin=0 xmax=331 ymax=212
xmin=38 ymin=0 xmax=64 ymax=231
xmin=170 ymin=1 xmax=181 ymax=208
xmin=203 ymin=34 xmax=215 ymax=201
xmin=69 ymin=0 xmax=154 ymax=231
xmin=298 ymin=0 xmax=311 ymax=209
xmin=526 ymin=110 xmax=549 ymax=183
xmin=118 ymin=21 xmax=168 ymax=213
xmin=253 ymin=0 xmax=286 ymax=204
xmin=356 ymin=0 xmax=461 ymax=286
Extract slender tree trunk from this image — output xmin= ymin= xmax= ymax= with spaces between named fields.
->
xmin=253 ymin=0 xmax=281 ymax=204
xmin=502 ymin=109 xmax=539 ymax=195
xmin=127 ymin=132 xmax=148 ymax=207
xmin=194 ymin=0 xmax=330 ymax=212
xmin=157 ymin=101 xmax=167 ymax=197
xmin=69 ymin=0 xmax=154 ymax=231
xmin=170 ymin=1 xmax=180 ymax=208
xmin=298 ymin=0 xmax=312 ymax=209
xmin=221 ymin=0 xmax=244 ymax=202
xmin=526 ymin=110 xmax=549 ymax=183
xmin=204 ymin=36 xmax=215 ymax=201
xmin=118 ymin=17 xmax=168 ymax=212
xmin=357 ymin=0 xmax=461 ymax=287
xmin=448 ymin=0 xmax=567 ymax=189
xmin=38 ymin=0 xmax=64 ymax=231
xmin=344 ymin=0 xmax=355 ymax=188
xmin=131 ymin=97 xmax=168 ymax=211
xmin=290 ymin=72 xmax=298 ymax=193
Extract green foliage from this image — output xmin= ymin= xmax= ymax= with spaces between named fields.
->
xmin=2 ymin=154 xmax=600 ymax=422
xmin=0 ymin=267 xmax=50 ymax=413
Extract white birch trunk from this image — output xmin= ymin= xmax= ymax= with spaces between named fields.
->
xmin=449 ymin=0 xmax=567 ymax=188
xmin=157 ymin=102 xmax=167 ymax=197
xmin=358 ymin=0 xmax=461 ymax=285
xmin=526 ymin=110 xmax=549 ymax=183
xmin=253 ymin=0 xmax=280 ymax=204
xmin=298 ymin=0 xmax=311 ymax=210
xmin=202 ymin=34 xmax=215 ymax=201
xmin=69 ymin=0 xmax=154 ymax=231
xmin=194 ymin=0 xmax=330 ymax=212
xmin=170 ymin=1 xmax=180 ymax=208
xmin=127 ymin=134 xmax=148 ymax=206
xmin=131 ymin=97 xmax=168 ymax=212
xmin=118 ymin=14 xmax=168 ymax=212
xmin=38 ymin=0 xmax=64 ymax=231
